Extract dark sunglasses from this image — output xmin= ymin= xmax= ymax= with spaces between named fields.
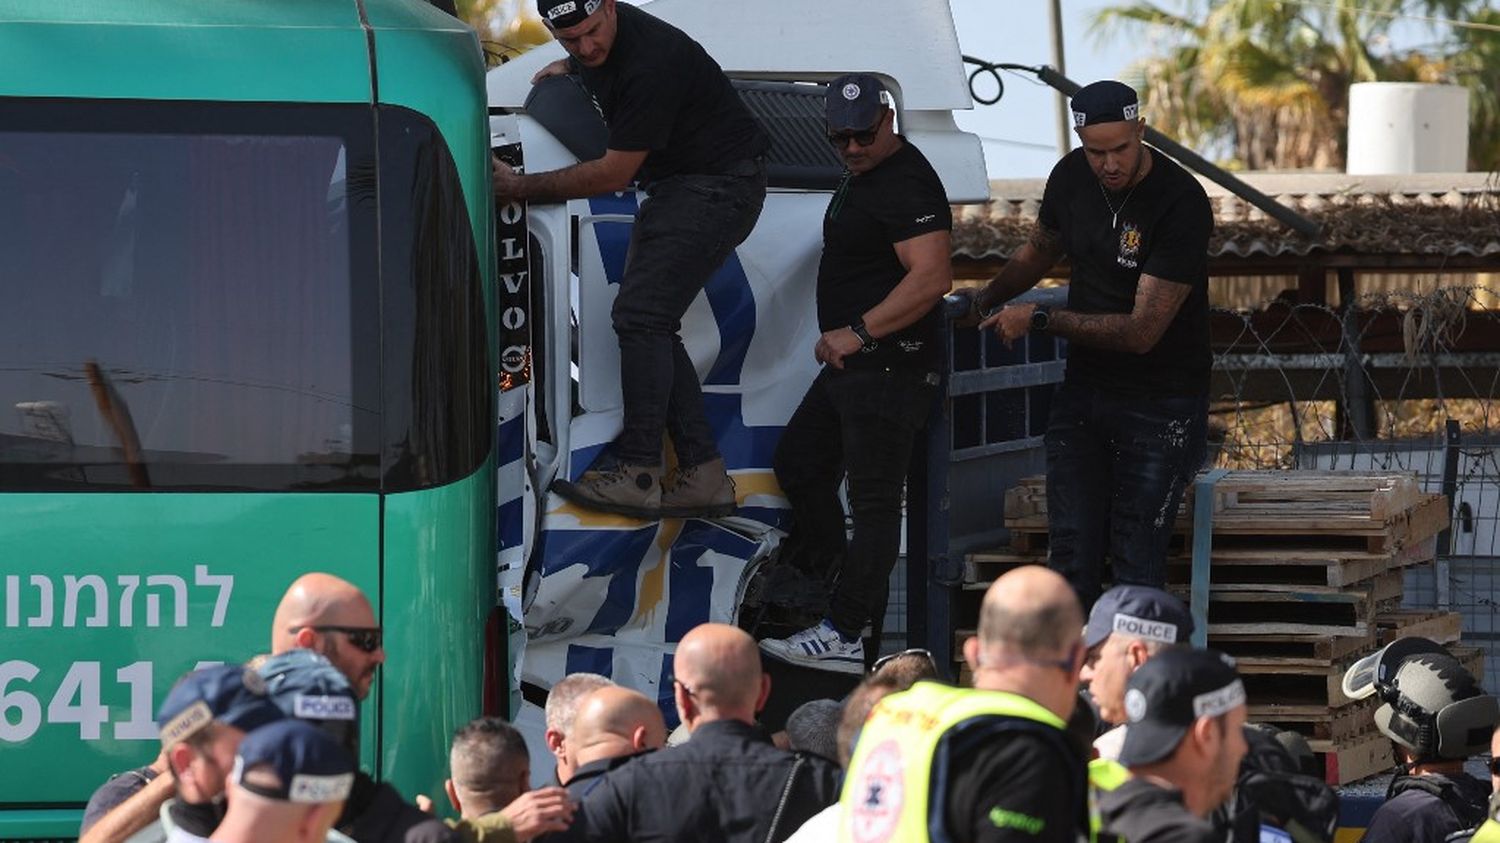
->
xmin=827 ymin=127 xmax=879 ymax=149
xmin=290 ymin=625 xmax=384 ymax=653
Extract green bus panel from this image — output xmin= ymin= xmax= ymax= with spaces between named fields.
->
xmin=378 ymin=464 xmax=495 ymax=804
xmin=0 ymin=493 xmax=380 ymax=806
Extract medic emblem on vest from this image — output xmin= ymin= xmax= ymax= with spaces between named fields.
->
xmin=848 ymin=740 xmax=905 ymax=842
xmin=1117 ymin=222 xmax=1141 ymax=269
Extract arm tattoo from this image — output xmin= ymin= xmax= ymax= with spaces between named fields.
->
xmin=1027 ymin=221 xmax=1063 ymax=262
xmin=1049 ymin=277 xmax=1190 ymax=354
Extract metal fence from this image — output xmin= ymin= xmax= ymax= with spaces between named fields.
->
xmin=908 ymin=286 xmax=1500 ymax=682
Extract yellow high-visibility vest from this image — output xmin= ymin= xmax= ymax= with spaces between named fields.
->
xmin=837 ymin=681 xmax=1072 ymax=843
xmin=1087 ymin=757 xmax=1131 ymax=843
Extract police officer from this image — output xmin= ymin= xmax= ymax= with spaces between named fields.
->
xmin=212 ymin=720 xmax=356 ymax=843
xmin=839 ymin=566 xmax=1089 ymax=842
xmin=969 ymin=80 xmax=1213 ymax=610
xmin=1343 ymin=637 xmax=1499 ymax=843
xmin=258 ymin=649 xmax=455 ymax=843
xmin=759 ymin=73 xmax=952 ymax=674
xmin=1097 ymin=648 xmax=1249 ymax=843
xmin=494 ymin=0 xmax=769 ymax=520
xmin=1079 ymin=585 xmax=1194 ymax=759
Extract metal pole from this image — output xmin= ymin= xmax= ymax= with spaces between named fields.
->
xmin=1048 ymin=0 xmax=1070 ymax=158
xmin=1437 ymin=419 xmax=1461 ymax=611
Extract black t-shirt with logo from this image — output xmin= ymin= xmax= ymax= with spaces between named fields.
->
xmin=1038 ymin=146 xmax=1213 ymax=397
xmin=817 ymin=140 xmax=952 ymax=371
xmin=575 ymin=3 xmax=769 ymax=183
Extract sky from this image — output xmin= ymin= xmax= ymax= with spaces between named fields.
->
xmin=948 ymin=0 xmax=1157 ymax=179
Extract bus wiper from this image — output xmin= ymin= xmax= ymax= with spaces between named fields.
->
xmin=84 ymin=359 xmax=152 ymax=488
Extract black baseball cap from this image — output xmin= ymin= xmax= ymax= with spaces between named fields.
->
xmin=1070 ymin=80 xmax=1140 ymax=128
xmin=232 ymin=719 xmax=355 ymax=804
xmin=157 ymin=664 xmax=284 ymax=748
xmin=1085 ymin=585 xmax=1194 ymax=649
xmin=538 ymin=0 xmax=603 ymax=30
xmin=826 ymin=73 xmax=886 ymax=131
xmin=257 ymin=650 xmax=360 ymax=753
xmin=1117 ymin=647 xmax=1245 ymax=767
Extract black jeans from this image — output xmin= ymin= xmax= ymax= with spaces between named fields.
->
xmin=1044 ymin=382 xmax=1209 ymax=610
xmin=774 ymin=367 xmax=936 ymax=638
xmin=610 ymin=162 xmax=767 ymax=467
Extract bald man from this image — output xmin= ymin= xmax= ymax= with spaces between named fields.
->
xmin=840 ymin=566 xmax=1090 ymax=843
xmin=271 ymin=573 xmax=385 ymax=701
xmin=553 ymin=623 xmax=839 ymax=842
xmin=561 ymin=687 xmax=666 ymax=799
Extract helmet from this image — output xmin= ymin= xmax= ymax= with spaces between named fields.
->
xmin=1342 ymin=637 xmax=1499 ymax=761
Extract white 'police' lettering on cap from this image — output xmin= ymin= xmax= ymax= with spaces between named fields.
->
xmin=842 ymin=83 xmax=861 ymax=101
xmin=1191 ymin=679 xmax=1246 ymax=719
xmin=1123 ymin=103 xmax=1139 ymax=120
xmin=1112 ymin=613 xmax=1177 ymax=645
xmin=545 ymin=1 xmax=577 ymax=19
xmin=160 ymin=700 xmax=213 ymax=746
xmin=293 ymin=694 xmax=357 ymax=721
xmin=289 ymin=772 xmax=355 ymax=804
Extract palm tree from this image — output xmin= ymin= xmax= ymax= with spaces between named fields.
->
xmin=1092 ymin=0 xmax=1498 ymax=171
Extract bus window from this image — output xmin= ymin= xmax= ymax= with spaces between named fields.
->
xmin=0 ymin=100 xmax=380 ymax=491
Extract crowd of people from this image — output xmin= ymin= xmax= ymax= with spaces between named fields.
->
xmin=76 ymin=567 xmax=1500 ymax=843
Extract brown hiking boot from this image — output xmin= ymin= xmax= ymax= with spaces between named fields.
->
xmin=661 ymin=457 xmax=737 ymax=518
xmin=552 ymin=462 xmax=663 ymax=519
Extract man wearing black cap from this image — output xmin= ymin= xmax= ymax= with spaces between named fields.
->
xmin=257 ymin=649 xmax=457 ymax=843
xmin=213 ymin=719 xmax=356 ymax=843
xmin=493 ymin=0 xmax=769 ymax=519
xmin=1098 ymin=648 xmax=1249 ymax=843
xmin=970 ymin=79 xmax=1213 ymax=610
xmin=1080 ymin=584 xmax=1194 ymax=759
xmin=759 ymin=73 xmax=951 ymax=673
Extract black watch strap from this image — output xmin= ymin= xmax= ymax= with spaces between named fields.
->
xmin=1030 ymin=305 xmax=1051 ymax=333
xmin=850 ymin=319 xmax=876 ymax=349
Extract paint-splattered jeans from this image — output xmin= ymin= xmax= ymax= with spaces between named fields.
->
xmin=1043 ymin=381 xmax=1208 ymax=610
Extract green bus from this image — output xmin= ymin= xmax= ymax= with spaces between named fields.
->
xmin=0 ymin=1 xmax=498 ymax=837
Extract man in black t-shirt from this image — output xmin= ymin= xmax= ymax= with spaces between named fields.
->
xmin=758 ymin=74 xmax=951 ymax=673
xmin=494 ymin=0 xmax=770 ymax=519
xmin=971 ymin=80 xmax=1213 ymax=610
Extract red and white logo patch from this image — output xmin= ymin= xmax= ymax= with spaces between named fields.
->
xmin=848 ymin=740 xmax=906 ymax=843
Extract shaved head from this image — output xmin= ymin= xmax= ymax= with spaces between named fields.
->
xmin=570 ymin=687 xmax=666 ymax=768
xmin=978 ymin=565 xmax=1083 ymax=660
xmin=270 ymin=573 xmax=383 ymax=700
xmin=674 ymin=624 xmax=763 ymax=709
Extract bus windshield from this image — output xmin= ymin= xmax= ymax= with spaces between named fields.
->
xmin=0 ymin=102 xmax=380 ymax=491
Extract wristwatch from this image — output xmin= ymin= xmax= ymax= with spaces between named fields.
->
xmin=1030 ymin=304 xmax=1051 ymax=333
xmin=849 ymin=318 xmax=877 ymax=350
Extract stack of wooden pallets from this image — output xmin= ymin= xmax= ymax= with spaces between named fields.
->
xmin=959 ymin=470 xmax=1465 ymax=785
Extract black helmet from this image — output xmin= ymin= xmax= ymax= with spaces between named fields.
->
xmin=1342 ymin=636 xmax=1499 ymax=761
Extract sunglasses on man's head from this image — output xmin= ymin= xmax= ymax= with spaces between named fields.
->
xmin=827 ymin=127 xmax=879 ymax=149
xmin=290 ymin=625 xmax=384 ymax=653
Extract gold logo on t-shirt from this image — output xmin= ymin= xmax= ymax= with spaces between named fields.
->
xmin=1117 ymin=223 xmax=1141 ymax=269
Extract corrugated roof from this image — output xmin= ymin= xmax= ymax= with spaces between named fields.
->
xmin=953 ymin=170 xmax=1500 ymax=263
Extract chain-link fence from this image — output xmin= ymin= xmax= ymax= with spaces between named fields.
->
xmin=1211 ymin=285 xmax=1500 ymax=687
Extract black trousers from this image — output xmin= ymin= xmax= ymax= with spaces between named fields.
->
xmin=774 ymin=366 xmax=935 ymax=638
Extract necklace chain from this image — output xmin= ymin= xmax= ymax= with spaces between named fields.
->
xmin=1099 ymin=179 xmax=1138 ymax=230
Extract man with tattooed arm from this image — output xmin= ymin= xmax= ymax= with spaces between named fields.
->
xmin=971 ymin=80 xmax=1213 ymax=611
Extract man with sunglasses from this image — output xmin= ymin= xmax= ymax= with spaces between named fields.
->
xmin=760 ymin=73 xmax=952 ymax=674
xmin=839 ymin=566 xmax=1089 ymax=842
xmin=494 ymin=0 xmax=769 ymax=520
xmin=271 ymin=573 xmax=386 ymax=701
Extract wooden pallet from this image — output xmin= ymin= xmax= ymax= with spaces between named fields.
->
xmin=1213 ymin=631 xmax=1376 ymax=662
xmin=1376 ymin=610 xmax=1464 ymax=645
xmin=1164 ymin=536 xmax=1437 ymax=588
xmin=963 ymin=550 xmax=1045 ymax=585
xmin=1248 ymin=698 xmax=1377 ymax=741
xmin=1311 ymin=730 xmax=1392 ymax=785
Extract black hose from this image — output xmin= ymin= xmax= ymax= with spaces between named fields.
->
xmin=961 ymin=55 xmax=1042 ymax=106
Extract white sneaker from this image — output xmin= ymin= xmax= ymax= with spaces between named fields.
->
xmin=759 ymin=620 xmax=865 ymax=675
